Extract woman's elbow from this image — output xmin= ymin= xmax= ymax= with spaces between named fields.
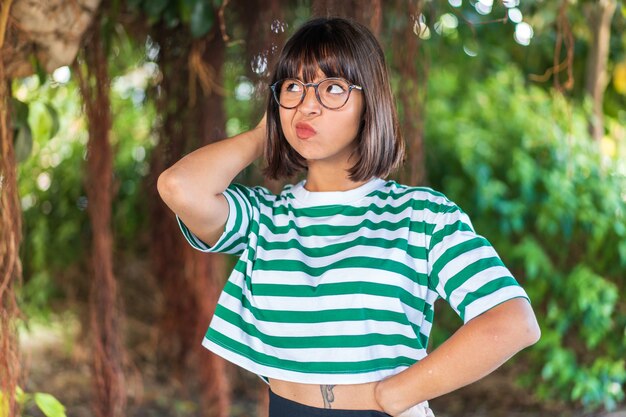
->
xmin=522 ymin=311 xmax=541 ymax=347
xmin=512 ymin=299 xmax=541 ymax=348
xmin=157 ymin=169 xmax=183 ymax=207
xmin=490 ymin=298 xmax=541 ymax=349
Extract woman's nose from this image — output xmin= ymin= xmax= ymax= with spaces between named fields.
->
xmin=298 ymin=86 xmax=321 ymax=114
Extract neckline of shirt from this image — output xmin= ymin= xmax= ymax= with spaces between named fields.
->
xmin=290 ymin=177 xmax=387 ymax=207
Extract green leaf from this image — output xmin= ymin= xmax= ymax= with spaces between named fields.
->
xmin=15 ymin=387 xmax=28 ymax=405
xmin=619 ymin=239 xmax=626 ymax=266
xmin=101 ymin=15 xmax=115 ymax=58
xmin=44 ymin=103 xmax=60 ymax=140
xmin=143 ymin=0 xmax=168 ymax=21
xmin=14 ymin=126 xmax=33 ymax=163
xmin=34 ymin=393 xmax=66 ymax=417
xmin=190 ymin=0 xmax=214 ymax=38
xmin=163 ymin=3 xmax=180 ymax=29
xmin=178 ymin=0 xmax=195 ymax=23
xmin=10 ymin=98 xmax=29 ymax=130
xmin=29 ymin=55 xmax=47 ymax=86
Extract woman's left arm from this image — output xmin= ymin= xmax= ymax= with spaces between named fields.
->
xmin=374 ymin=297 xmax=541 ymax=416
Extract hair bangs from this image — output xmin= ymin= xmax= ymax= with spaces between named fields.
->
xmin=274 ymin=23 xmax=359 ymax=84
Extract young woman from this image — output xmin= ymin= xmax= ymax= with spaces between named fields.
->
xmin=157 ymin=17 xmax=540 ymax=417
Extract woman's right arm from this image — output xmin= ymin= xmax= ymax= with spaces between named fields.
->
xmin=157 ymin=115 xmax=266 ymax=247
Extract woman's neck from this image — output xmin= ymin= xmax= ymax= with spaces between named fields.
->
xmin=303 ymin=169 xmax=370 ymax=192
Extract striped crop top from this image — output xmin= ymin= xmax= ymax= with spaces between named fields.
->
xmin=176 ymin=177 xmax=529 ymax=384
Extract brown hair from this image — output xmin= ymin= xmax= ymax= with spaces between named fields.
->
xmin=263 ymin=17 xmax=404 ymax=181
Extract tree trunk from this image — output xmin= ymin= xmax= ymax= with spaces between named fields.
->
xmin=74 ymin=16 xmax=126 ymax=417
xmin=194 ymin=21 xmax=231 ymax=417
xmin=311 ymin=0 xmax=382 ymax=36
xmin=394 ymin=0 xmax=428 ymax=186
xmin=148 ymin=17 xmax=231 ymax=417
xmin=0 ymin=3 xmax=22 ymax=417
xmin=149 ymin=26 xmax=200 ymax=374
xmin=584 ymin=0 xmax=616 ymax=142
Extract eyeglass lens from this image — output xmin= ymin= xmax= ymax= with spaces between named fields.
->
xmin=276 ymin=79 xmax=351 ymax=109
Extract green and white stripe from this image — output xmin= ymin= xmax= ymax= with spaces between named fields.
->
xmin=176 ymin=177 xmax=529 ymax=384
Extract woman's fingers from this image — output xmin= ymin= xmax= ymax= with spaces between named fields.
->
xmin=396 ymin=402 xmax=435 ymax=417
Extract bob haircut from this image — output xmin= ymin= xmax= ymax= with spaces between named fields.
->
xmin=263 ymin=17 xmax=404 ymax=181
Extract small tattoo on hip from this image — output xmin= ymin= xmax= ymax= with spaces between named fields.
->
xmin=320 ymin=385 xmax=336 ymax=409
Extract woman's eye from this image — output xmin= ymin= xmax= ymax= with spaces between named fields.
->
xmin=285 ymin=82 xmax=301 ymax=92
xmin=327 ymin=83 xmax=346 ymax=94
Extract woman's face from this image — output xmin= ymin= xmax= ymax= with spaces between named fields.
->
xmin=278 ymin=70 xmax=365 ymax=171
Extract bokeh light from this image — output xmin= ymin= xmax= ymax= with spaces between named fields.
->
xmin=508 ymin=8 xmax=523 ymax=24
xmin=52 ymin=66 xmax=71 ymax=84
xmin=514 ymin=22 xmax=534 ymax=46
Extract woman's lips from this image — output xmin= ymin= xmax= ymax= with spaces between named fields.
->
xmin=295 ymin=122 xmax=316 ymax=139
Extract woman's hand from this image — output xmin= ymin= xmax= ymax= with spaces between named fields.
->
xmin=395 ymin=403 xmax=435 ymax=417
xmin=375 ymin=379 xmax=434 ymax=417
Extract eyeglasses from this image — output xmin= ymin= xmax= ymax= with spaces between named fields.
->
xmin=270 ymin=77 xmax=363 ymax=110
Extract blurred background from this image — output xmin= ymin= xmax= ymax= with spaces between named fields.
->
xmin=0 ymin=0 xmax=625 ymax=416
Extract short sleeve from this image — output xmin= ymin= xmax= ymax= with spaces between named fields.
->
xmin=176 ymin=183 xmax=263 ymax=256
xmin=427 ymin=203 xmax=529 ymax=323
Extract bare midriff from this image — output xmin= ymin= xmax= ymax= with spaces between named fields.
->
xmin=268 ymin=378 xmax=384 ymax=411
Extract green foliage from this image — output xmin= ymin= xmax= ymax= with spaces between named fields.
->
xmin=32 ymin=393 xmax=67 ymax=417
xmin=10 ymin=97 xmax=33 ymax=163
xmin=189 ymin=0 xmax=215 ymax=38
xmin=127 ymin=0 xmax=217 ymax=38
xmin=13 ymin=76 xmax=88 ymax=318
xmin=10 ymin=97 xmax=61 ymax=163
xmin=15 ymin=28 xmax=157 ymax=318
xmin=425 ymin=65 xmax=626 ymax=410
xmin=1 ymin=388 xmax=67 ymax=417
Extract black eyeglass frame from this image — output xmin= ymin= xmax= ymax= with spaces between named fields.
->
xmin=269 ymin=77 xmax=363 ymax=110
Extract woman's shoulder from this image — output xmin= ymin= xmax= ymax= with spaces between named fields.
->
xmin=381 ymin=180 xmax=458 ymax=209
xmin=228 ymin=180 xmax=308 ymax=207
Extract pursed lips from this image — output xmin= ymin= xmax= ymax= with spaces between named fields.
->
xmin=295 ymin=122 xmax=317 ymax=139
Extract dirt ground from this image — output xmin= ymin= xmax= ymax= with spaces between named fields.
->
xmin=17 ymin=315 xmax=625 ymax=417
